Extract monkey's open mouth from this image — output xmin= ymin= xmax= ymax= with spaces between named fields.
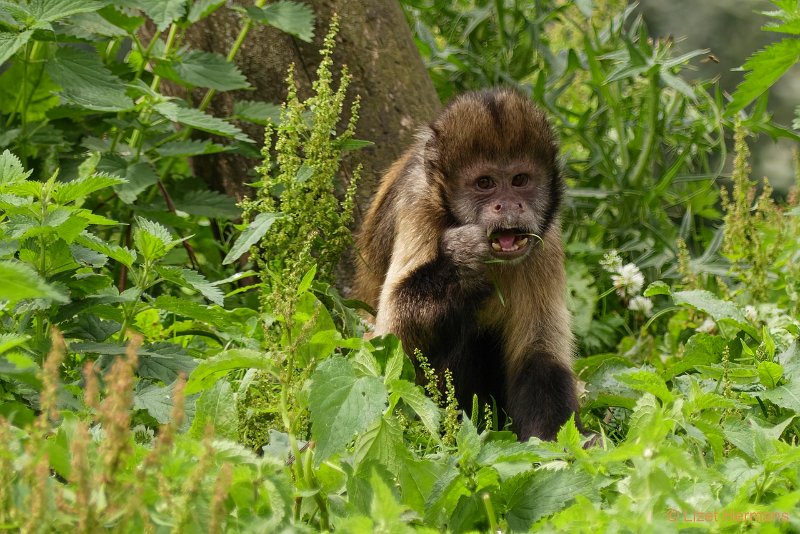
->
xmin=488 ymin=229 xmax=531 ymax=256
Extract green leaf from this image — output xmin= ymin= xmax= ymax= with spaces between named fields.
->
xmin=114 ymin=162 xmax=157 ymax=204
xmin=136 ymin=0 xmax=186 ymax=31
xmin=672 ymin=289 xmax=747 ymax=324
xmin=154 ymin=102 xmax=252 ymax=142
xmin=643 ymin=280 xmax=671 ymax=297
xmin=45 ymin=46 xmax=133 ymax=112
xmin=190 ymin=379 xmax=238 ymax=440
xmin=233 ymin=100 xmax=281 ymax=125
xmin=222 ymin=212 xmax=281 ymax=264
xmin=353 ymin=415 xmax=407 ymax=473
xmin=309 ymin=356 xmax=388 ymax=463
xmin=0 ymin=30 xmax=32 ymax=65
xmin=173 ymin=189 xmax=239 ymax=219
xmin=52 ymin=174 xmax=124 ymax=204
xmin=0 ymin=149 xmax=31 ymax=185
xmin=664 ymin=333 xmax=726 ymax=379
xmin=757 ymin=361 xmax=784 ymax=389
xmin=503 ymin=469 xmax=594 ymax=530
xmin=134 ymin=381 xmax=195 ymax=425
xmin=28 ymin=0 xmax=104 ymax=25
xmin=615 ymin=369 xmax=674 ymax=403
xmin=155 ymin=139 xmax=226 ymax=158
xmin=153 ymin=295 xmax=231 ymax=329
xmin=72 ymin=341 xmax=196 ymax=382
xmin=165 ymin=50 xmax=249 ymax=91
xmin=245 ymin=1 xmax=315 ymax=42
xmin=74 ymin=232 xmax=136 ymax=268
xmin=185 ymin=349 xmax=273 ymax=395
xmin=187 ymin=0 xmax=225 ymax=23
xmin=389 ymin=380 xmax=441 ymax=439
xmin=155 ymin=266 xmax=224 ymax=306
xmin=0 ymin=260 xmax=68 ymax=304
xmin=133 ymin=217 xmax=178 ymax=261
xmin=726 ymin=39 xmax=800 ymax=115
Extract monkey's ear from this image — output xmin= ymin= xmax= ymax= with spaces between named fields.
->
xmin=422 ymin=126 xmax=442 ymax=179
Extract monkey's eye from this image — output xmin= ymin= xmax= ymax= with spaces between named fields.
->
xmin=511 ymin=174 xmax=529 ymax=187
xmin=476 ymin=176 xmax=495 ymax=190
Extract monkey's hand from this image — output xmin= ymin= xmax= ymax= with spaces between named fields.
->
xmin=442 ymin=224 xmax=492 ymax=275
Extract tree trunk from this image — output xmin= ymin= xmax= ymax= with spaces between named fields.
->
xmin=184 ymin=0 xmax=441 ymax=217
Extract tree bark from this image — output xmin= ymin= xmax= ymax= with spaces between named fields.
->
xmin=184 ymin=0 xmax=441 ymax=218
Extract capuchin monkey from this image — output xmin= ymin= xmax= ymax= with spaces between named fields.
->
xmin=354 ymin=87 xmax=581 ymax=441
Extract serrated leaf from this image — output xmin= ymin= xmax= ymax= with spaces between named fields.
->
xmin=353 ymin=415 xmax=406 ymax=473
xmin=73 ymin=341 xmax=196 ymax=382
xmin=0 ymin=260 xmax=68 ymax=304
xmin=75 ymin=232 xmax=136 ymax=267
xmin=190 ymin=379 xmax=237 ymax=439
xmin=29 ymin=0 xmax=104 ymax=25
xmin=233 ymin=100 xmax=281 ymax=125
xmin=615 ymin=369 xmax=674 ymax=403
xmin=245 ymin=1 xmax=315 ymax=42
xmin=309 ymin=356 xmax=388 ymax=463
xmin=156 ymin=266 xmax=224 ymax=305
xmin=155 ymin=139 xmax=226 ymax=158
xmin=0 ymin=30 xmax=33 ymax=65
xmin=503 ymin=469 xmax=594 ymax=530
xmin=0 ymin=149 xmax=31 ymax=185
xmin=154 ymin=102 xmax=251 ymax=142
xmin=134 ymin=381 xmax=194 ymax=425
xmin=222 ymin=212 xmax=281 ymax=264
xmin=726 ymin=39 xmax=800 ymax=115
xmin=185 ymin=349 xmax=273 ymax=395
xmin=389 ymin=380 xmax=441 ymax=438
xmin=154 ymin=295 xmax=230 ymax=329
xmin=672 ymin=289 xmax=746 ymax=324
xmin=135 ymin=0 xmax=186 ymax=31
xmin=187 ymin=0 xmax=225 ymax=23
xmin=46 ymin=46 xmax=133 ymax=112
xmin=173 ymin=189 xmax=239 ymax=219
xmin=165 ymin=50 xmax=249 ymax=91
xmin=133 ymin=217 xmax=177 ymax=261
xmin=757 ymin=361 xmax=784 ymax=389
xmin=113 ymin=162 xmax=157 ymax=204
xmin=52 ymin=174 xmax=124 ymax=204
xmin=643 ymin=280 xmax=670 ymax=297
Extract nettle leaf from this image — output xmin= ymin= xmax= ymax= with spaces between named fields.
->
xmin=245 ymin=1 xmax=315 ymax=42
xmin=615 ymin=368 xmax=674 ymax=403
xmin=166 ymin=50 xmax=249 ymax=91
xmin=173 ymin=189 xmax=239 ymax=219
xmin=389 ymin=380 xmax=441 ymax=439
xmin=0 ymin=30 xmax=33 ymax=65
xmin=0 ymin=260 xmax=68 ymax=304
xmin=187 ymin=0 xmax=226 ymax=23
xmin=52 ymin=174 xmax=124 ymax=204
xmin=135 ymin=0 xmax=186 ymax=31
xmin=156 ymin=265 xmax=224 ymax=305
xmin=133 ymin=217 xmax=179 ymax=261
xmin=154 ymin=102 xmax=251 ymax=143
xmin=134 ymin=381 xmax=195 ymax=426
xmin=46 ymin=46 xmax=133 ymax=112
xmin=28 ymin=0 xmax=103 ymax=25
xmin=115 ymin=162 xmax=157 ymax=204
xmin=222 ymin=212 xmax=281 ymax=264
xmin=503 ymin=469 xmax=594 ymax=531
xmin=190 ymin=379 xmax=237 ymax=440
xmin=309 ymin=356 xmax=388 ymax=464
xmin=75 ymin=231 xmax=136 ymax=267
xmin=672 ymin=290 xmax=747 ymax=324
xmin=185 ymin=349 xmax=273 ymax=395
xmin=233 ymin=100 xmax=281 ymax=125
xmin=73 ymin=341 xmax=196 ymax=382
xmin=726 ymin=38 xmax=800 ymax=115
xmin=155 ymin=139 xmax=226 ymax=158
xmin=154 ymin=295 xmax=231 ymax=329
xmin=0 ymin=149 xmax=32 ymax=185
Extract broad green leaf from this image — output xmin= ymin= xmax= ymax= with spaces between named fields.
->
xmin=133 ymin=217 xmax=178 ymax=261
xmin=52 ymin=174 xmax=124 ymax=204
xmin=503 ymin=469 xmax=594 ymax=530
xmin=664 ymin=333 xmax=725 ymax=379
xmin=133 ymin=381 xmax=195 ymax=425
xmin=643 ymin=280 xmax=671 ymax=297
xmin=726 ymin=39 xmax=800 ymax=115
xmin=190 ymin=379 xmax=238 ymax=440
xmin=0 ymin=149 xmax=31 ymax=185
xmin=233 ymin=100 xmax=281 ymax=125
xmin=456 ymin=416 xmax=481 ymax=461
xmin=173 ymin=189 xmax=239 ymax=219
xmin=245 ymin=1 xmax=315 ymax=42
xmin=135 ymin=0 xmax=186 ymax=31
xmin=757 ymin=361 xmax=784 ymax=389
xmin=353 ymin=415 xmax=407 ymax=473
xmin=0 ymin=260 xmax=68 ymax=303
xmin=389 ymin=380 xmax=441 ymax=438
xmin=222 ymin=212 xmax=281 ymax=264
xmin=72 ymin=341 xmax=196 ymax=382
xmin=0 ymin=333 xmax=29 ymax=355
xmin=46 ymin=46 xmax=133 ymax=112
xmin=672 ymin=289 xmax=747 ymax=324
xmin=75 ymin=232 xmax=136 ymax=267
xmin=309 ymin=356 xmax=388 ymax=463
xmin=185 ymin=349 xmax=273 ymax=395
xmin=155 ymin=266 xmax=224 ymax=306
xmin=615 ymin=369 xmax=674 ymax=403
xmin=0 ymin=30 xmax=32 ymax=65
xmin=187 ymin=0 xmax=225 ymax=23
xmin=154 ymin=102 xmax=251 ymax=142
xmin=28 ymin=0 xmax=103 ymax=23
xmin=154 ymin=295 xmax=231 ymax=329
xmin=165 ymin=50 xmax=249 ymax=91
xmin=155 ymin=139 xmax=226 ymax=158
xmin=114 ymin=162 xmax=157 ymax=204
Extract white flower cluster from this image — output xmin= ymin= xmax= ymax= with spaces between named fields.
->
xmin=601 ymin=250 xmax=652 ymax=316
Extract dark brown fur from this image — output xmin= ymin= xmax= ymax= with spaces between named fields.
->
xmin=354 ymin=88 xmax=581 ymax=441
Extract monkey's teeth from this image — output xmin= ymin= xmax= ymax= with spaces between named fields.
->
xmin=492 ymin=242 xmax=502 ymax=251
xmin=518 ymin=237 xmax=529 ymax=247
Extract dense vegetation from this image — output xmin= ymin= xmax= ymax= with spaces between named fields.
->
xmin=1 ymin=0 xmax=799 ymax=531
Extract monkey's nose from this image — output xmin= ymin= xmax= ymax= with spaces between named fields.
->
xmin=493 ymin=203 xmax=503 ymax=212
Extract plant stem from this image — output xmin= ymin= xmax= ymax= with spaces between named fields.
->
xmin=629 ymin=71 xmax=661 ymax=187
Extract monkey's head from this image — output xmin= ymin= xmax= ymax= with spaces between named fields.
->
xmin=424 ymin=88 xmax=563 ymax=261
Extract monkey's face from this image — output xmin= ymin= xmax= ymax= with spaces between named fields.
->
xmin=448 ymin=159 xmax=549 ymax=261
